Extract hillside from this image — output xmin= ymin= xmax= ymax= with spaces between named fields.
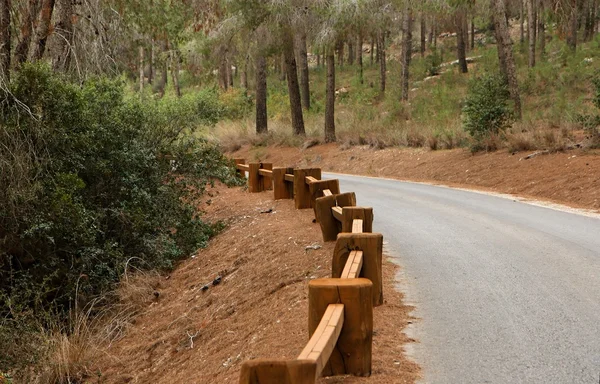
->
xmin=88 ymin=184 xmax=419 ymax=383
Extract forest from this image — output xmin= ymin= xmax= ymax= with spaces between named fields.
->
xmin=1 ymin=0 xmax=600 ymax=382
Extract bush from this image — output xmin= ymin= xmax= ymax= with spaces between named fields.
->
xmin=0 ymin=64 xmax=243 ymax=373
xmin=462 ymin=73 xmax=512 ymax=151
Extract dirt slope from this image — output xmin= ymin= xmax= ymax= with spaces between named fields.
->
xmin=90 ymin=185 xmax=419 ymax=384
xmin=231 ymin=144 xmax=600 ymax=212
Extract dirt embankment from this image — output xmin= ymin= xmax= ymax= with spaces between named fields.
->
xmin=232 ymin=144 xmax=600 ymax=212
xmin=90 ymin=185 xmax=419 ymax=384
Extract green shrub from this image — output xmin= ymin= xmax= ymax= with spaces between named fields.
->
xmin=0 ymin=64 xmax=243 ymax=372
xmin=462 ymin=73 xmax=512 ymax=150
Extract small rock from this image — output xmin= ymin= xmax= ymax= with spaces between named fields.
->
xmin=212 ymin=276 xmax=222 ymax=286
xmin=201 ymin=284 xmax=210 ymax=292
xmin=305 ymin=244 xmax=322 ymax=251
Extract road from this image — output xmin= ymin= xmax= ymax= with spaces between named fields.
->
xmin=328 ymin=173 xmax=600 ymax=384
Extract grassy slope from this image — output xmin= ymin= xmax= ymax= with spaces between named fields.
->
xmin=211 ymin=31 xmax=600 ymax=153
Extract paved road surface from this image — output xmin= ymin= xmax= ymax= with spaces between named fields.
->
xmin=328 ymin=173 xmax=600 ymax=384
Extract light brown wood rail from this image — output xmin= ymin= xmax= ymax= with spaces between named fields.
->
xmin=258 ymin=169 xmax=273 ymax=177
xmin=323 ymin=189 xmax=333 ymax=197
xmin=351 ymin=219 xmax=363 ymax=234
xmin=341 ymin=251 xmax=364 ymax=279
xmin=331 ymin=206 xmax=343 ymax=222
xmin=305 ymin=176 xmax=318 ymax=184
xmin=284 ymin=173 xmax=294 ymax=182
xmin=237 ymin=164 xmax=249 ymax=172
xmin=297 ymin=303 xmax=345 ymax=379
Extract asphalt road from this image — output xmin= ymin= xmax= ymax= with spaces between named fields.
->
xmin=328 ymin=173 xmax=600 ymax=384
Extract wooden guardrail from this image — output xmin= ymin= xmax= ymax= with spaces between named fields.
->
xmin=234 ymin=159 xmax=383 ymax=383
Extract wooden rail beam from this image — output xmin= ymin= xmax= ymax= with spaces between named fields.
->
xmin=332 ymin=206 xmax=343 ymax=222
xmin=297 ymin=304 xmax=344 ymax=379
xmin=284 ymin=173 xmax=294 ymax=182
xmin=238 ymin=164 xmax=250 ymax=172
xmin=258 ymin=169 xmax=273 ymax=177
xmin=323 ymin=189 xmax=332 ymax=197
xmin=341 ymin=251 xmax=364 ymax=279
xmin=305 ymin=176 xmax=319 ymax=184
xmin=351 ymin=219 xmax=363 ymax=234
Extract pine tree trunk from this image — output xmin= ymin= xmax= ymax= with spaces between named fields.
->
xmin=0 ymin=0 xmax=9 ymax=82
xmin=538 ymin=0 xmax=545 ymax=56
xmin=0 ymin=0 xmax=10 ymax=82
xmin=471 ymin=15 xmax=475 ymax=49
xmin=428 ymin=16 xmax=434 ymax=45
xmin=400 ymin=7 xmax=413 ymax=101
xmin=240 ymin=55 xmax=248 ymax=89
xmin=51 ymin=0 xmax=73 ymax=72
xmin=226 ymin=56 xmax=233 ymax=88
xmin=171 ymin=50 xmax=181 ymax=97
xmin=567 ymin=1 xmax=579 ymax=51
xmin=420 ymin=12 xmax=426 ymax=56
xmin=317 ymin=53 xmax=320 ymax=67
xmin=520 ymin=0 xmax=525 ymax=44
xmin=154 ymin=39 xmax=168 ymax=97
xmin=379 ymin=33 xmax=386 ymax=94
xmin=219 ymin=54 xmax=228 ymax=90
xmin=283 ymin=29 xmax=305 ymax=136
xmin=370 ymin=38 xmax=374 ymax=65
xmin=298 ymin=31 xmax=310 ymax=110
xmin=433 ymin=18 xmax=437 ymax=48
xmin=279 ymin=54 xmax=286 ymax=81
xmin=456 ymin=9 xmax=468 ymax=73
xmin=337 ymin=40 xmax=344 ymax=67
xmin=464 ymin=11 xmax=470 ymax=51
xmin=325 ymin=51 xmax=335 ymax=143
xmin=347 ymin=39 xmax=355 ymax=65
xmin=527 ymin=0 xmax=536 ymax=67
xmin=357 ymin=33 xmax=363 ymax=84
xmin=148 ymin=40 xmax=154 ymax=85
xmin=493 ymin=0 xmax=522 ymax=119
xmin=139 ymin=46 xmax=144 ymax=93
xmin=255 ymin=54 xmax=268 ymax=134
xmin=13 ymin=0 xmax=39 ymax=68
xmin=30 ymin=0 xmax=55 ymax=61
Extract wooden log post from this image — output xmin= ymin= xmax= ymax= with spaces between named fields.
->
xmin=248 ymin=163 xmax=263 ymax=193
xmin=294 ymin=168 xmax=322 ymax=209
xmin=308 ymin=278 xmax=373 ymax=377
xmin=260 ymin=163 xmax=273 ymax=191
xmin=341 ymin=207 xmax=373 ymax=233
xmin=239 ymin=359 xmax=317 ymax=384
xmin=309 ymin=180 xmax=340 ymax=222
xmin=273 ymin=167 xmax=294 ymax=200
xmin=332 ymin=233 xmax=383 ymax=306
xmin=314 ymin=193 xmax=357 ymax=242
xmin=234 ymin=158 xmax=246 ymax=178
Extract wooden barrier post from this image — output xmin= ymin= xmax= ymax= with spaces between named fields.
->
xmin=248 ymin=163 xmax=262 ymax=193
xmin=314 ymin=193 xmax=357 ymax=242
xmin=309 ymin=180 xmax=340 ymax=221
xmin=239 ymin=359 xmax=317 ymax=384
xmin=260 ymin=163 xmax=273 ymax=191
xmin=308 ymin=278 xmax=373 ymax=377
xmin=341 ymin=207 xmax=373 ymax=233
xmin=294 ymin=168 xmax=321 ymax=209
xmin=234 ymin=158 xmax=246 ymax=177
xmin=332 ymin=233 xmax=383 ymax=306
xmin=273 ymin=167 xmax=294 ymax=200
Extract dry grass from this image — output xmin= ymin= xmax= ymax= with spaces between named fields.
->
xmin=12 ymin=270 xmax=162 ymax=384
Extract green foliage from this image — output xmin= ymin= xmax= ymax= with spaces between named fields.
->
xmin=462 ymin=73 xmax=512 ymax=148
xmin=0 ymin=64 xmax=243 ymax=372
